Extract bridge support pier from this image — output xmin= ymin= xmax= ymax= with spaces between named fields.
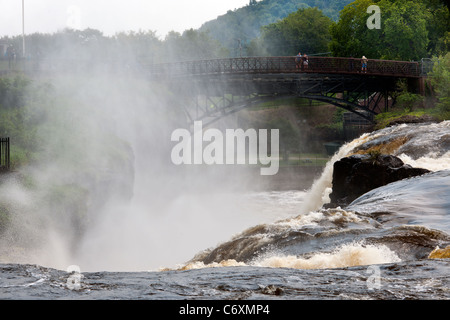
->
xmin=408 ymin=76 xmax=428 ymax=96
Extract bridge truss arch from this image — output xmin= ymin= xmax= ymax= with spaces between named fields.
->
xmin=148 ymin=56 xmax=421 ymax=127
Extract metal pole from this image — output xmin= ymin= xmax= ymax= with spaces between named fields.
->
xmin=22 ymin=0 xmax=25 ymax=58
xmin=6 ymin=138 xmax=10 ymax=170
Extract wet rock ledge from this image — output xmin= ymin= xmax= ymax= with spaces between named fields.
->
xmin=327 ymin=154 xmax=430 ymax=208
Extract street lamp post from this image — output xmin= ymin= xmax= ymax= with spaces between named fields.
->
xmin=22 ymin=0 xmax=25 ymax=58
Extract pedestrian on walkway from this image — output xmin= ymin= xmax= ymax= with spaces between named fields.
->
xmin=361 ymin=56 xmax=368 ymax=73
xmin=295 ymin=52 xmax=302 ymax=70
xmin=303 ymin=54 xmax=309 ymax=70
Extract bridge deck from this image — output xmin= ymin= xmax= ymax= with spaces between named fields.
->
xmin=149 ymin=56 xmax=421 ymax=79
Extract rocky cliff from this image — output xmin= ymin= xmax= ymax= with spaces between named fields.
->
xmin=327 ymin=154 xmax=430 ymax=208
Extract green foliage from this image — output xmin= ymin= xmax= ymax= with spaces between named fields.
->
xmin=429 ymin=52 xmax=450 ymax=114
xmin=373 ymin=101 xmax=450 ymax=129
xmin=422 ymin=0 xmax=450 ymax=55
xmin=332 ymin=107 xmax=346 ymax=124
xmin=2 ymin=0 xmax=445 ymax=63
xmin=371 ymin=51 xmax=450 ymax=127
xmin=0 ymin=76 xmax=52 ymax=167
xmin=330 ymin=0 xmax=448 ymax=60
xmin=2 ymin=27 xmax=227 ymax=64
xmin=396 ymin=92 xmax=424 ymax=112
xmin=0 ymin=204 xmax=11 ymax=233
xmin=0 ymin=76 xmax=31 ymax=109
xmin=163 ymin=29 xmax=229 ymax=61
xmin=391 ymin=80 xmax=425 ymax=112
xmin=381 ymin=0 xmax=431 ymax=60
xmin=248 ymin=7 xmax=333 ymax=56
xmin=329 ymin=0 xmax=372 ymax=58
xmin=113 ymin=29 xmax=162 ymax=63
xmin=199 ymin=0 xmax=353 ymax=56
xmin=0 ymin=1 xmax=355 ymax=62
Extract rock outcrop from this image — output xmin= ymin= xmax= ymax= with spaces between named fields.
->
xmin=385 ymin=114 xmax=439 ymax=127
xmin=428 ymin=245 xmax=450 ymax=259
xmin=327 ymin=154 xmax=430 ymax=208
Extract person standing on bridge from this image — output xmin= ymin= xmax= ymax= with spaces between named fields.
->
xmin=361 ymin=56 xmax=368 ymax=73
xmin=303 ymin=54 xmax=309 ymax=70
xmin=295 ymin=52 xmax=302 ymax=70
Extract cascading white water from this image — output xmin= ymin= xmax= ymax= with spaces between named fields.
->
xmin=298 ymin=133 xmax=373 ymax=213
xmin=301 ymin=121 xmax=450 ymax=213
xmin=177 ymin=121 xmax=450 ymax=271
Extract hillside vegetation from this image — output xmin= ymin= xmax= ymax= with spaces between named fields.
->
xmin=199 ymin=0 xmax=353 ymax=56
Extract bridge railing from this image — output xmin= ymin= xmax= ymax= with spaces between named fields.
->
xmin=0 ymin=56 xmax=422 ymax=79
xmin=148 ymin=56 xmax=421 ymax=78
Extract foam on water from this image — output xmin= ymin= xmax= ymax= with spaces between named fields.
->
xmin=178 ymin=122 xmax=450 ymax=272
xmin=275 ymin=207 xmax=365 ymax=229
xmin=398 ymin=151 xmax=450 ymax=172
xmin=301 ymin=121 xmax=450 ymax=212
xmin=178 ymin=242 xmax=401 ymax=271
xmin=299 ymin=132 xmax=375 ymax=213
xmin=254 ymin=242 xmax=401 ymax=269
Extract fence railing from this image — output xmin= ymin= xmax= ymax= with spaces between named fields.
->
xmin=0 ymin=138 xmax=10 ymax=171
xmin=0 ymin=56 xmax=424 ymax=79
xmin=148 ymin=56 xmax=421 ymax=78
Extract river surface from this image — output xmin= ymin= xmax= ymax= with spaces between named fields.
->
xmin=1 ymin=121 xmax=450 ymax=302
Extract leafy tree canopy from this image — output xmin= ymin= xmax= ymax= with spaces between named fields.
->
xmin=1 ymin=27 xmax=228 ymax=64
xmin=248 ymin=7 xmax=333 ymax=56
xmin=329 ymin=0 xmax=449 ymax=60
xmin=429 ymin=52 xmax=450 ymax=113
xmin=199 ymin=0 xmax=353 ymax=56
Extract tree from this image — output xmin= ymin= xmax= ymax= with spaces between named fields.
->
xmin=248 ymin=7 xmax=333 ymax=56
xmin=199 ymin=0 xmax=353 ymax=56
xmin=422 ymin=0 xmax=450 ymax=55
xmin=381 ymin=0 xmax=431 ymax=60
xmin=330 ymin=0 xmax=448 ymax=60
xmin=429 ymin=52 xmax=450 ymax=114
xmin=162 ymin=29 xmax=229 ymax=62
xmin=329 ymin=0 xmax=372 ymax=58
xmin=113 ymin=30 xmax=162 ymax=63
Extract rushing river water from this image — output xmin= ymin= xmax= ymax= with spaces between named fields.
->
xmin=1 ymin=121 xmax=450 ymax=303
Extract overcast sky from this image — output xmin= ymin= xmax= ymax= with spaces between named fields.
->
xmin=0 ymin=0 xmax=251 ymax=38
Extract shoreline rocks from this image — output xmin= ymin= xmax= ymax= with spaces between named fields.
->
xmin=326 ymin=154 xmax=430 ymax=208
xmin=384 ymin=114 xmax=439 ymax=127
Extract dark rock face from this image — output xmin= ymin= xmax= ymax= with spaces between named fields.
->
xmin=328 ymin=154 xmax=430 ymax=208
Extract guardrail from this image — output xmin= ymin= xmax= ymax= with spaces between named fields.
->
xmin=148 ymin=56 xmax=421 ymax=78
xmin=0 ymin=56 xmax=423 ymax=79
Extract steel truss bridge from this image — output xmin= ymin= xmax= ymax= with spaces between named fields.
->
xmin=148 ymin=56 xmax=424 ymax=127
